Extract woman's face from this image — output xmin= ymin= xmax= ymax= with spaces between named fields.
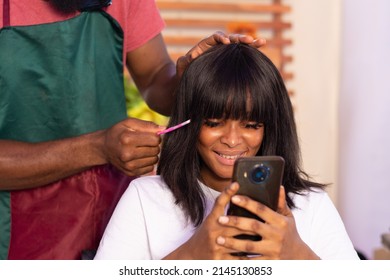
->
xmin=197 ymin=118 xmax=264 ymax=192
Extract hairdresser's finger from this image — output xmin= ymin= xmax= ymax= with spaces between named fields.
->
xmin=188 ymin=31 xmax=230 ymax=59
xmin=247 ymin=38 xmax=267 ymax=49
xmin=228 ymin=34 xmax=267 ymax=48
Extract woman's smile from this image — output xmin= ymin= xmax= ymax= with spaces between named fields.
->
xmin=197 ymin=119 xmax=264 ymax=191
xmin=214 ymin=151 xmax=247 ymax=165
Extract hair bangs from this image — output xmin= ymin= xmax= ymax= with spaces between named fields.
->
xmin=192 ymin=59 xmax=273 ymax=125
xmin=182 ymin=43 xmax=279 ymax=130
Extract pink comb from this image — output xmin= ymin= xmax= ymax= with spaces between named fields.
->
xmin=157 ymin=119 xmax=191 ymax=135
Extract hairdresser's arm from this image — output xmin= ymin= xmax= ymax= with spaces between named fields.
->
xmin=126 ymin=32 xmax=266 ymax=116
xmin=216 ymin=186 xmax=321 ymax=260
xmin=126 ymin=33 xmax=177 ymax=116
xmin=0 ymin=118 xmax=162 ymax=190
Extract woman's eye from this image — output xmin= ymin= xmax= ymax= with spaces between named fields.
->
xmin=204 ymin=120 xmax=221 ymax=128
xmin=245 ymin=122 xmax=264 ymax=129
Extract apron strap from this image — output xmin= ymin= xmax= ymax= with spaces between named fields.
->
xmin=79 ymin=0 xmax=112 ymax=12
xmin=0 ymin=0 xmax=113 ymax=26
xmin=3 ymin=0 xmax=10 ymax=27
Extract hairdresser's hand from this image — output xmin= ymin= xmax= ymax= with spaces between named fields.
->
xmin=217 ymin=186 xmax=320 ymax=260
xmin=176 ymin=31 xmax=266 ymax=77
xmin=163 ymin=183 xmax=251 ymax=259
xmin=100 ymin=118 xmax=163 ymax=176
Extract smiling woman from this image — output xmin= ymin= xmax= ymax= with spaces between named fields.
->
xmin=197 ymin=119 xmax=264 ymax=192
xmin=157 ymin=43 xmax=296 ymax=227
xmin=94 ymin=43 xmax=359 ymax=260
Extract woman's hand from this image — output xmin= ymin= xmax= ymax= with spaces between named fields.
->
xmin=163 ymin=183 xmax=253 ymax=259
xmin=176 ymin=31 xmax=266 ymax=77
xmin=216 ymin=186 xmax=320 ymax=260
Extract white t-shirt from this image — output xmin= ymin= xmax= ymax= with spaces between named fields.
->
xmin=94 ymin=175 xmax=359 ymax=260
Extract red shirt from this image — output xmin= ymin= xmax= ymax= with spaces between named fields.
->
xmin=0 ymin=0 xmax=165 ymax=58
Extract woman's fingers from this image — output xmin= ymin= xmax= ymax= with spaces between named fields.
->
xmin=210 ymin=182 xmax=239 ymax=216
xmin=228 ymin=186 xmax=292 ymax=223
xmin=229 ymin=194 xmax=275 ymax=223
xmin=218 ymin=215 xmax=266 ymax=234
xmin=277 ymin=186 xmax=293 ymax=217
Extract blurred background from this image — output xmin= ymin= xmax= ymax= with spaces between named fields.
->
xmin=126 ymin=0 xmax=390 ymax=259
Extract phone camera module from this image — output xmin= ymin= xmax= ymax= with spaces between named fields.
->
xmin=250 ymin=164 xmax=270 ymax=184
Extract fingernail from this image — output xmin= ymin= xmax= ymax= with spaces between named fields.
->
xmin=229 ymin=183 xmax=239 ymax=191
xmin=216 ymin=236 xmax=225 ymax=245
xmin=218 ymin=216 xmax=229 ymax=224
xmin=231 ymin=196 xmax=241 ymax=203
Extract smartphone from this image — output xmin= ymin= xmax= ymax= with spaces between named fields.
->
xmin=227 ymin=156 xmax=285 ymax=243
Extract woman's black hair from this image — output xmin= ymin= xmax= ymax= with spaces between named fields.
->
xmin=157 ymin=43 xmax=326 ymax=226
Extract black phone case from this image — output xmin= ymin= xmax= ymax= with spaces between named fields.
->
xmin=227 ymin=156 xmax=285 ymax=245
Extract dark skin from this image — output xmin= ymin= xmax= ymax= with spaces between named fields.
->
xmin=0 ymin=32 xmax=266 ymax=190
xmin=163 ymin=183 xmax=320 ymax=260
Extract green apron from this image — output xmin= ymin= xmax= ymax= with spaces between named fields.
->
xmin=0 ymin=8 xmax=132 ymax=259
